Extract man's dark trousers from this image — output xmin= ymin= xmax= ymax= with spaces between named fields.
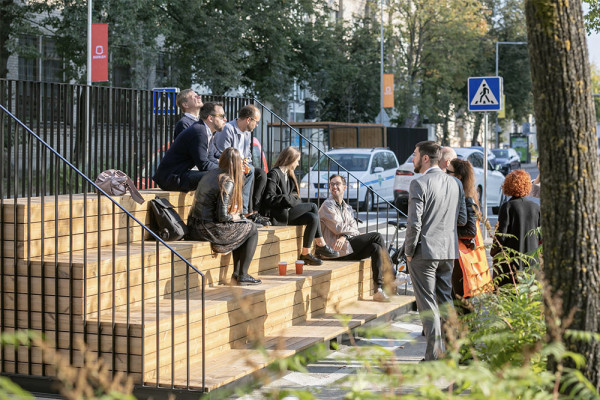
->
xmin=336 ymin=232 xmax=385 ymax=291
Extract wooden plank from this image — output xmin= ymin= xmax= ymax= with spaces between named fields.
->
xmin=1 ymin=191 xmax=195 ymax=223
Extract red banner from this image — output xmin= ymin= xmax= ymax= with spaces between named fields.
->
xmin=91 ymin=23 xmax=108 ymax=82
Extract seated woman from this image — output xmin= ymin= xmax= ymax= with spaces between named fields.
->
xmin=187 ymin=147 xmax=261 ymax=285
xmin=262 ymin=146 xmax=339 ymax=265
xmin=447 ymin=159 xmax=480 ymax=299
xmin=491 ymin=169 xmax=541 ymax=287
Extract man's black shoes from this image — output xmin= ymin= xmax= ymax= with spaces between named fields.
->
xmin=315 ymin=244 xmax=339 ymax=259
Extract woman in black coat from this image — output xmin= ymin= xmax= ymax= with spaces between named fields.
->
xmin=491 ymin=169 xmax=541 ymax=287
xmin=187 ymin=147 xmax=261 ymax=285
xmin=262 ymin=146 xmax=339 ymax=265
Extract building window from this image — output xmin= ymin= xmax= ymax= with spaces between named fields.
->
xmin=155 ymin=53 xmax=171 ymax=86
xmin=18 ymin=35 xmax=39 ymax=81
xmin=42 ymin=37 xmax=63 ymax=83
xmin=113 ymin=64 xmax=132 ymax=88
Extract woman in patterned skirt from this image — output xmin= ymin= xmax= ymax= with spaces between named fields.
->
xmin=187 ymin=147 xmax=261 ymax=285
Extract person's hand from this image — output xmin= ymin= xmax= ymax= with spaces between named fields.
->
xmin=242 ymin=158 xmax=251 ymax=174
xmin=334 ymin=235 xmax=346 ymax=251
xmin=406 ymin=256 xmax=412 ymax=263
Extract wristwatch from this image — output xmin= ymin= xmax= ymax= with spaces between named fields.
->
xmin=341 ymin=234 xmax=350 ymax=239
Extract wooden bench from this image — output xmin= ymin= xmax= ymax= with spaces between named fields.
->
xmin=0 ymin=190 xmax=413 ymax=392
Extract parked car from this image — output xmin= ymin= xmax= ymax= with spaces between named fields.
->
xmin=299 ymin=148 xmax=399 ymax=210
xmin=393 ymin=147 xmax=506 ymax=215
xmin=137 ymin=137 xmax=268 ymax=189
xmin=490 ymin=148 xmax=521 ymax=175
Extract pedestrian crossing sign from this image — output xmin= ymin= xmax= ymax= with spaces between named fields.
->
xmin=468 ymin=76 xmax=503 ymax=112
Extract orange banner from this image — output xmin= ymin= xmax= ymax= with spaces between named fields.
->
xmin=383 ymin=74 xmax=394 ymax=108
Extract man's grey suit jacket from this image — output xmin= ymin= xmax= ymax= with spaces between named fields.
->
xmin=404 ymin=167 xmax=467 ymax=260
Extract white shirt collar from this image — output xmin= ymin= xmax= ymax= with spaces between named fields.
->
xmin=423 ymin=166 xmax=441 ymax=174
xmin=184 ymin=113 xmax=199 ymax=121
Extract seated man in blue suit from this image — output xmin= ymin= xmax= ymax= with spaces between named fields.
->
xmin=153 ymin=102 xmax=226 ymax=192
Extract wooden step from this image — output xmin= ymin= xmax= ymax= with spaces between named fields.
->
xmin=1 ymin=226 xmax=306 ymax=317
xmin=153 ymin=296 xmax=415 ymax=391
xmin=1 ymin=190 xmax=194 ymax=258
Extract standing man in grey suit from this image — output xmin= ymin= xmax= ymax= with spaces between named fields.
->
xmin=404 ymin=141 xmax=467 ymax=361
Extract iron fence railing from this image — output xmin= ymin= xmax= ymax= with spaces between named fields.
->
xmin=0 ymin=103 xmax=207 ymax=392
xmin=0 ymin=78 xmax=406 ymax=394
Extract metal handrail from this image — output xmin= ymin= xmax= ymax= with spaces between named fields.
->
xmin=0 ymin=103 xmax=206 ymax=391
xmin=253 ymin=98 xmax=407 ymax=223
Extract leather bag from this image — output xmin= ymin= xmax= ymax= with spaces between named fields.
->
xmin=95 ymin=169 xmax=145 ymax=204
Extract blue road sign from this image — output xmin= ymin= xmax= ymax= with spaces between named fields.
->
xmin=468 ymin=77 xmax=503 ymax=112
xmin=152 ymin=87 xmax=179 ymax=115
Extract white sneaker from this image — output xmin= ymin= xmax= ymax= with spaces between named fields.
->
xmin=373 ymin=288 xmax=391 ymax=302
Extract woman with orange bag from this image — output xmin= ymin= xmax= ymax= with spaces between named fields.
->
xmin=447 ymin=159 xmax=492 ymax=301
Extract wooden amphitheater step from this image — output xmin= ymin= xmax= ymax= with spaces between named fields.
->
xmin=1 ymin=225 xmax=305 ymax=318
xmin=83 ymin=259 xmax=379 ymax=383
xmin=1 ymin=190 xmax=194 ymax=258
xmin=156 ymin=296 xmax=415 ymax=391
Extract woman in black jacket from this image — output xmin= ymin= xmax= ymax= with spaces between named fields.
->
xmin=447 ymin=159 xmax=479 ymax=299
xmin=491 ymin=169 xmax=541 ymax=287
xmin=187 ymin=147 xmax=261 ymax=285
xmin=262 ymin=147 xmax=339 ymax=265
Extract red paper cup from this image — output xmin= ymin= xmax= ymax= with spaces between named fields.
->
xmin=295 ymin=260 xmax=304 ymax=274
xmin=278 ymin=261 xmax=287 ymax=276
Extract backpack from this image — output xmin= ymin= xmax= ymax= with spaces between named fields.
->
xmin=148 ymin=197 xmax=188 ymax=241
xmin=95 ymin=169 xmax=145 ymax=204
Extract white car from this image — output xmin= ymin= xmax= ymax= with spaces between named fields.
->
xmin=299 ymin=148 xmax=400 ymax=210
xmin=393 ymin=147 xmax=506 ymax=214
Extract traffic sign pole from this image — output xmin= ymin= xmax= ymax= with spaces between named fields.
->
xmin=483 ymin=112 xmax=488 ymax=237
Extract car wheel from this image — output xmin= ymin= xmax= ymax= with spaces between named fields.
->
xmin=360 ymin=189 xmax=374 ymax=211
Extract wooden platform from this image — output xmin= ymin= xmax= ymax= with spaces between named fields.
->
xmin=0 ymin=190 xmax=413 ymax=392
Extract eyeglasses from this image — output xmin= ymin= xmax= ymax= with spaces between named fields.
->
xmin=446 ymin=169 xmax=455 ymax=175
xmin=330 ymin=182 xmax=345 ymax=187
xmin=211 ymin=113 xmax=226 ymax=119
xmin=249 ymin=117 xmax=260 ymax=123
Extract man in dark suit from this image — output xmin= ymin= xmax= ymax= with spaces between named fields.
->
xmin=153 ymin=102 xmax=226 ymax=192
xmin=173 ymin=89 xmax=203 ymax=139
xmin=405 ymin=141 xmax=467 ymax=361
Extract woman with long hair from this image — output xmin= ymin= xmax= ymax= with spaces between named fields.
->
xmin=262 ymin=146 xmax=339 ymax=265
xmin=448 ymin=158 xmax=482 ymax=299
xmin=491 ymin=169 xmax=541 ymax=287
xmin=187 ymin=147 xmax=261 ymax=285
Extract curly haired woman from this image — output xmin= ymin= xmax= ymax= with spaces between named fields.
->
xmin=491 ymin=169 xmax=541 ymax=287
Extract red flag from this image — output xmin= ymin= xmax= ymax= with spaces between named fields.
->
xmin=91 ymin=23 xmax=108 ymax=82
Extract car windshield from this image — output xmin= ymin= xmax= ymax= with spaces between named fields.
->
xmin=492 ymin=149 xmax=509 ymax=158
xmin=313 ymin=154 xmax=371 ymax=171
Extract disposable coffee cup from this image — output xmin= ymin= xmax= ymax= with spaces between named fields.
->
xmin=278 ymin=261 xmax=287 ymax=276
xmin=295 ymin=260 xmax=304 ymax=274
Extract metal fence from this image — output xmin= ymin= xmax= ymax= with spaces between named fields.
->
xmin=0 ymin=79 xmax=404 ymax=394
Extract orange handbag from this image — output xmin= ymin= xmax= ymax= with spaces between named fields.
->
xmin=458 ymin=223 xmax=493 ymax=297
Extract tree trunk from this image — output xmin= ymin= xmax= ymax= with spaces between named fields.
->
xmin=471 ymin=113 xmax=483 ymax=146
xmin=525 ymin=0 xmax=600 ymax=390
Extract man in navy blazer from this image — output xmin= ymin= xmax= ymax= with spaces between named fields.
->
xmin=405 ymin=141 xmax=467 ymax=361
xmin=153 ymin=102 xmax=226 ymax=192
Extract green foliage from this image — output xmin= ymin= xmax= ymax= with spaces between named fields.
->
xmin=583 ymin=0 xmax=600 ymax=34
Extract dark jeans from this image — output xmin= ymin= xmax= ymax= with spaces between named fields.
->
xmin=233 ymin=228 xmax=258 ymax=276
xmin=288 ymin=202 xmax=322 ymax=248
xmin=251 ymin=167 xmax=267 ymax=213
xmin=337 ymin=232 xmax=386 ymax=291
xmin=158 ymin=170 xmax=207 ymax=192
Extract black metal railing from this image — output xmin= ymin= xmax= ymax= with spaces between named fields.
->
xmin=252 ymin=98 xmax=406 ymax=252
xmin=0 ymin=78 xmax=406 ymax=394
xmin=0 ymin=79 xmax=253 ymax=196
xmin=0 ymin=103 xmax=207 ymax=392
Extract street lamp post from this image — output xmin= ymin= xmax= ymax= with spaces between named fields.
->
xmin=86 ymin=0 xmax=92 ymax=177
xmin=495 ymin=41 xmax=527 ymax=147
xmin=379 ymin=0 xmax=384 ymax=124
